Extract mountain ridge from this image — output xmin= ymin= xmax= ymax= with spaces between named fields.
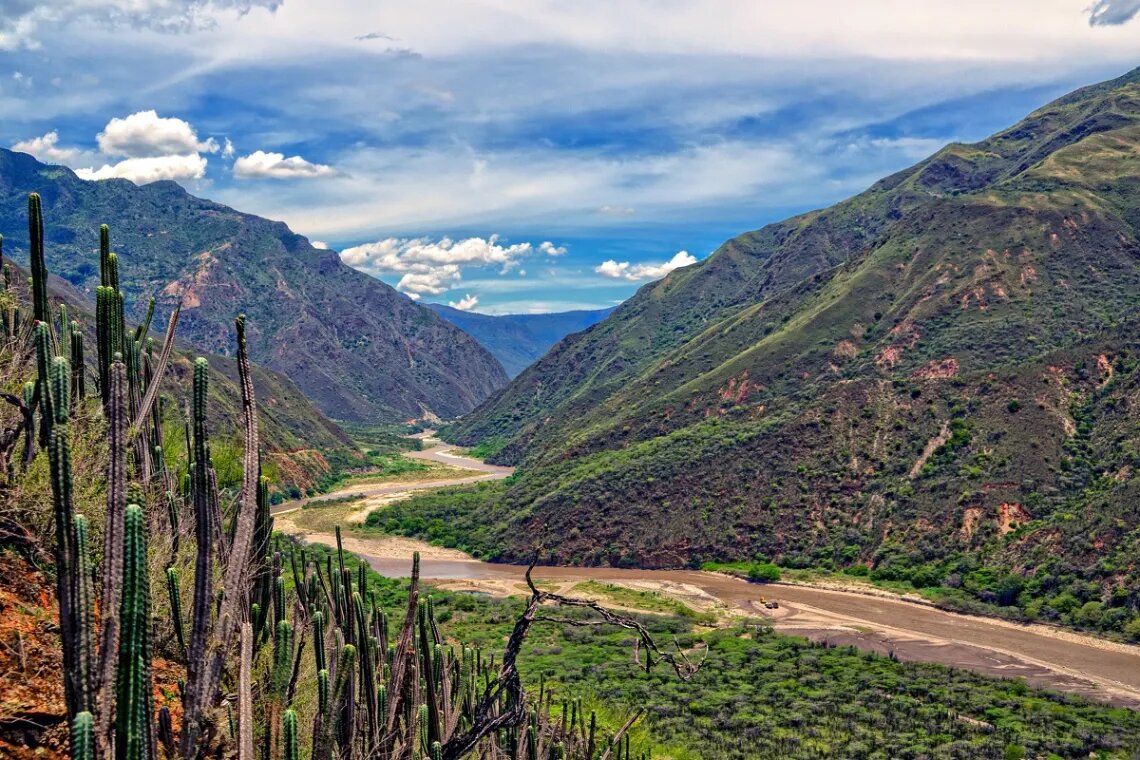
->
xmin=426 ymin=303 xmax=615 ymax=377
xmin=0 ymin=149 xmax=510 ymax=423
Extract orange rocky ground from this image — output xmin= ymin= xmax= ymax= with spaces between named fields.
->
xmin=0 ymin=550 xmax=67 ymax=758
xmin=0 ymin=550 xmax=183 ymax=758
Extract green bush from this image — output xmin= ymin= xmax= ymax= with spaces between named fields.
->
xmin=747 ymin=563 xmax=781 ymax=583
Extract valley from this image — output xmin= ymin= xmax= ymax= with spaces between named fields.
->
xmin=281 ymin=439 xmax=1140 ymax=710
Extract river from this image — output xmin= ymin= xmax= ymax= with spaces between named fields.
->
xmin=275 ymin=438 xmax=1140 ymax=708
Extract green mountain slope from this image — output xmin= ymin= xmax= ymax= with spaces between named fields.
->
xmin=427 ymin=67 xmax=1140 ymax=631
xmin=0 ymin=150 xmax=509 ymax=423
xmin=426 ymin=304 xmax=614 ymax=377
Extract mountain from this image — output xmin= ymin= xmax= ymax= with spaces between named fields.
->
xmin=426 ymin=67 xmax=1140 ymax=626
xmin=0 ymin=149 xmax=509 ymax=423
xmin=426 ymin=304 xmax=615 ymax=377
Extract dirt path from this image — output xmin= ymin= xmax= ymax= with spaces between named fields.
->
xmin=280 ymin=441 xmax=1140 ymax=708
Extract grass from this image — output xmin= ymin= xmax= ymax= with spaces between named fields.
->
xmin=571 ymin=581 xmax=717 ymax=624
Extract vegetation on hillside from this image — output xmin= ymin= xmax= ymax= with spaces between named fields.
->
xmin=431 ymin=67 xmax=1140 ymax=638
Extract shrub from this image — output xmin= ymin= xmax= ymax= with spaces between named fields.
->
xmin=748 ymin=563 xmax=782 ymax=583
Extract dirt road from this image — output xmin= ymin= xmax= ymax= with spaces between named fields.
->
xmin=282 ymin=441 xmax=1140 ymax=708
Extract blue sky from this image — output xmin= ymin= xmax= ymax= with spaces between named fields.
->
xmin=2 ymin=1 xmax=1140 ymax=314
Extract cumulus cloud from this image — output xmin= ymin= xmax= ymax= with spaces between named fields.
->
xmin=75 ymin=154 xmax=208 ymax=184
xmin=11 ymin=131 xmax=83 ymax=164
xmin=449 ymin=294 xmax=479 ymax=311
xmin=310 ymin=240 xmax=330 ymax=249
xmin=97 ymin=110 xmax=218 ymax=157
xmin=233 ymin=150 xmax=336 ymax=179
xmin=1088 ymin=0 xmax=1140 ymax=25
xmin=0 ymin=0 xmax=280 ymax=50
xmin=396 ymin=266 xmax=461 ymax=295
xmin=595 ymin=251 xmax=697 ymax=282
xmin=15 ymin=110 xmax=222 ymax=185
xmin=340 ymin=235 xmax=564 ymax=296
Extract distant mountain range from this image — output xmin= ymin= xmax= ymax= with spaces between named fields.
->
xmin=0 ymin=149 xmax=509 ymax=423
xmin=439 ymin=65 xmax=1140 ymax=600
xmin=426 ymin=304 xmax=615 ymax=377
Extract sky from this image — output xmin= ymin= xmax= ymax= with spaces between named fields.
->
xmin=2 ymin=2 xmax=1140 ymax=314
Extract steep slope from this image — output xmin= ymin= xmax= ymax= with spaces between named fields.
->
xmin=449 ymin=66 xmax=1140 ymax=459
xmin=426 ymin=304 xmax=614 ymax=377
xmin=425 ymin=67 xmax=1140 ymax=628
xmin=0 ymin=150 xmax=509 ymax=423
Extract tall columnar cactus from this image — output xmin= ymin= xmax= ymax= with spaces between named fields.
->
xmin=95 ymin=286 xmax=110 ymax=403
xmin=99 ymin=224 xmax=110 ymax=288
xmin=72 ymin=514 xmax=96 ymax=714
xmin=69 ymin=320 xmax=85 ymax=403
xmin=28 ymin=193 xmax=49 ymax=326
xmin=44 ymin=350 xmax=79 ymax=718
xmin=115 ymin=504 xmax=154 ymax=760
xmin=183 ymin=357 xmax=213 ymax=752
xmin=167 ymin=567 xmax=186 ymax=653
xmin=35 ymin=321 xmax=54 ymax=448
xmin=96 ymin=359 xmax=128 ymax=748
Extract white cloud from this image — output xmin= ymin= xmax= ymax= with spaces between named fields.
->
xmin=340 ymin=235 xmax=565 ymax=297
xmin=232 ymin=150 xmax=336 ymax=179
xmin=17 ymin=110 xmax=220 ymax=185
xmin=97 ymin=110 xmax=218 ymax=158
xmin=397 ymin=266 xmax=460 ymax=295
xmin=222 ymin=137 xmax=235 ymax=158
xmin=449 ymin=293 xmax=479 ymax=311
xmin=310 ymin=240 xmax=329 ymax=249
xmin=595 ymin=250 xmax=697 ymax=282
xmin=75 ymin=154 xmax=208 ymax=184
xmin=11 ymin=131 xmax=83 ymax=164
xmin=598 ymin=205 xmax=635 ymax=217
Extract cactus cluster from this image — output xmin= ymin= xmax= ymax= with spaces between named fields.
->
xmin=11 ymin=196 xmax=669 ymax=760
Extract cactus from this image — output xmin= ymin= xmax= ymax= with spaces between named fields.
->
xmin=35 ymin=321 xmax=53 ymax=448
xmin=70 ymin=321 xmax=85 ymax=402
xmin=182 ymin=357 xmax=215 ymax=751
xmin=28 ymin=193 xmax=49 ymax=326
xmin=283 ymin=709 xmax=299 ymax=760
xmin=274 ymin=619 xmax=294 ymax=695
xmin=96 ymin=359 xmax=127 ymax=746
xmin=313 ymin=610 xmax=327 ymax=672
xmin=72 ymin=515 xmax=96 ymax=714
xmin=167 ymin=567 xmax=186 ymax=653
xmin=115 ymin=504 xmax=153 ymax=760
xmin=43 ymin=347 xmax=79 ymax=719
xmin=99 ymin=224 xmax=110 ymax=287
xmin=71 ymin=711 xmax=95 ymax=760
